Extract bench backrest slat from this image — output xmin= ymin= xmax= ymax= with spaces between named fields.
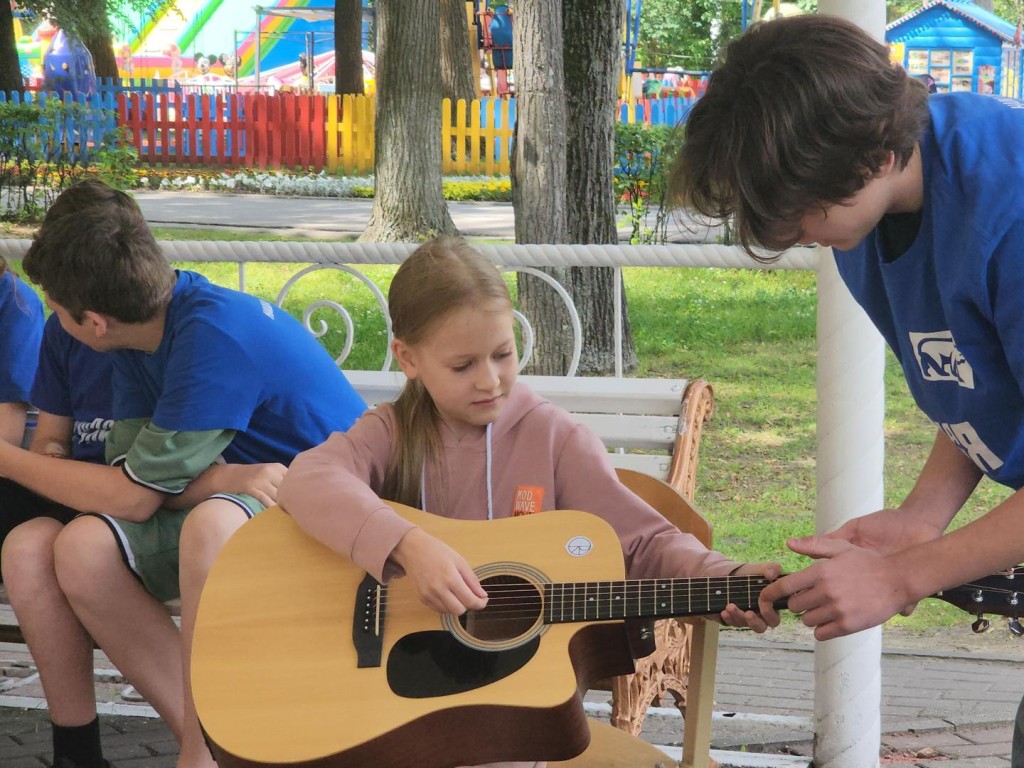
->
xmin=342 ymin=371 xmax=687 ymax=484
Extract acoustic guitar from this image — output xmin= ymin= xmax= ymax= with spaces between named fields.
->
xmin=191 ymin=503 xmax=776 ymax=768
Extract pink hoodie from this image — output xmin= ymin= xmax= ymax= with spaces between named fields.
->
xmin=278 ymin=381 xmax=739 ymax=768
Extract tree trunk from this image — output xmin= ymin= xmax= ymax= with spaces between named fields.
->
xmin=511 ymin=0 xmax=571 ymax=375
xmin=0 ymin=2 xmax=23 ymax=94
xmin=563 ymin=0 xmax=636 ymax=374
xmin=440 ymin=0 xmax=476 ymax=102
xmin=335 ymin=0 xmax=365 ymax=95
xmin=362 ymin=0 xmax=456 ymax=242
xmin=76 ymin=6 xmax=118 ymax=83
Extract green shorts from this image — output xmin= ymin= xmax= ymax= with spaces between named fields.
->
xmin=100 ymin=419 xmax=263 ymax=602
xmin=88 ymin=493 xmax=264 ymax=603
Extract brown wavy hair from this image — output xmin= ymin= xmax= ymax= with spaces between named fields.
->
xmin=668 ymin=14 xmax=929 ymax=259
xmin=380 ymin=237 xmax=512 ymax=509
xmin=23 ymin=179 xmax=174 ymax=322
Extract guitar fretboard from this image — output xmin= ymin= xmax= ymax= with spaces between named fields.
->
xmin=543 ymin=576 xmax=770 ymax=624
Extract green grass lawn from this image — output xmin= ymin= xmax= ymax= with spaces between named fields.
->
xmin=8 ymin=240 xmax=1005 ymax=633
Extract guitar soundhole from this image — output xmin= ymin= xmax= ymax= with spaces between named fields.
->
xmin=460 ymin=575 xmax=542 ymax=643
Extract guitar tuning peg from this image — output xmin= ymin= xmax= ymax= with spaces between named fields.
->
xmin=972 ymin=615 xmax=991 ymax=633
xmin=1009 ymin=618 xmax=1024 ymax=637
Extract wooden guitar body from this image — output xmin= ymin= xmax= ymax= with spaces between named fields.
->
xmin=191 ymin=505 xmax=640 ymax=768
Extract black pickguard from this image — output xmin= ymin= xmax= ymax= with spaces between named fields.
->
xmin=387 ymin=631 xmax=539 ymax=698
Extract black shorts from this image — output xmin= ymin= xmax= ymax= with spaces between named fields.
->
xmin=0 ymin=477 xmax=78 ymax=552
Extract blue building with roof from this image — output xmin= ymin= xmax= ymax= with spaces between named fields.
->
xmin=886 ymin=0 xmax=1022 ymax=99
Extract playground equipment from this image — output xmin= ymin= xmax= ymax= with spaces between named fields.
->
xmin=476 ymin=2 xmax=513 ymax=96
xmin=42 ymin=29 xmax=96 ymax=95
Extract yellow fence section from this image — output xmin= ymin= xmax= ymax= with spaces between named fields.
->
xmin=326 ymin=95 xmax=514 ymax=176
xmin=442 ymin=97 xmax=514 ymax=175
xmin=327 ymin=94 xmax=376 ymax=174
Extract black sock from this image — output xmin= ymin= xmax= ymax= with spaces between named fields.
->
xmin=52 ymin=718 xmax=103 ymax=768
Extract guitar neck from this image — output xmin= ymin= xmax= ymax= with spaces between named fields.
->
xmin=542 ymin=575 xmax=772 ymax=624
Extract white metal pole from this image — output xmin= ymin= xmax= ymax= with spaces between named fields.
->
xmin=805 ymin=13 xmax=887 ymax=768
xmin=813 ymin=19 xmax=887 ymax=768
xmin=255 ymin=8 xmax=263 ymax=90
xmin=814 ymin=245 xmax=886 ymax=768
xmin=809 ymin=7 xmax=889 ymax=757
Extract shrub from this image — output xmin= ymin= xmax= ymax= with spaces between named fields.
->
xmin=613 ymin=122 xmax=679 ymax=244
xmin=0 ymin=98 xmax=137 ymax=221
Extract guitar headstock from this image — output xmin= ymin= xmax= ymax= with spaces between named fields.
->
xmin=934 ymin=567 xmax=1024 ymax=635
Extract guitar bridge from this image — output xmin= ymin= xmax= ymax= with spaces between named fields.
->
xmin=353 ymin=574 xmax=386 ymax=668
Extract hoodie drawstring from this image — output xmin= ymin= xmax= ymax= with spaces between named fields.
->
xmin=420 ymin=421 xmax=495 ymax=520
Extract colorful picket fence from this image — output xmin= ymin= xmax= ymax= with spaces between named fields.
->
xmin=2 ymin=83 xmax=695 ymax=174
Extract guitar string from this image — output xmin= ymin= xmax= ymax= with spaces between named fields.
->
xmin=372 ymin=576 xmax=770 ymax=621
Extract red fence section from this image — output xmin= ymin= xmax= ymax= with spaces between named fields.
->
xmin=118 ymin=91 xmax=325 ymax=171
xmin=248 ymin=94 xmax=325 ymax=171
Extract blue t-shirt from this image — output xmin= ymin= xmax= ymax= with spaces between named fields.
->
xmin=111 ymin=270 xmax=366 ymax=465
xmin=836 ymin=92 xmax=1024 ymax=489
xmin=0 ymin=271 xmax=44 ymax=404
xmin=30 ymin=314 xmax=114 ymax=464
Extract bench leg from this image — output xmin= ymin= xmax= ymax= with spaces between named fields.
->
xmin=681 ymin=620 xmax=719 ymax=768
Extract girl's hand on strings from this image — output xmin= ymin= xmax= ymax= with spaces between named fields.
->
xmin=393 ymin=527 xmax=489 ymax=615
xmin=720 ymin=561 xmax=782 ymax=633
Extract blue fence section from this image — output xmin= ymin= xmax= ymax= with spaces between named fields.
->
xmin=0 ymin=90 xmax=119 ymax=163
xmin=618 ymin=96 xmax=697 ymax=128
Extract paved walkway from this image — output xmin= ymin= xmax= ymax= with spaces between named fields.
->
xmin=3 ymin=626 xmax=1024 ymax=768
xmin=131 ymin=189 xmax=723 ymax=243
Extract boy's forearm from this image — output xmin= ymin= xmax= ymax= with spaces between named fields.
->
xmin=27 ymin=412 xmax=73 ymax=457
xmin=899 ymin=429 xmax=983 ymax=530
xmin=0 ymin=402 xmax=27 ymax=447
xmin=894 ymin=484 xmax=1024 ymax=603
xmin=0 ymin=439 xmax=164 ymax=520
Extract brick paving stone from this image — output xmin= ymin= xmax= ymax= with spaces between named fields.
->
xmin=958 ymin=724 xmax=1014 ymax=744
xmin=883 ymin=731 xmax=973 ymax=750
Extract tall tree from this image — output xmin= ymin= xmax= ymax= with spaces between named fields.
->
xmin=74 ymin=0 xmax=118 ymax=81
xmin=362 ymin=0 xmax=456 ymax=242
xmin=335 ymin=0 xmax=365 ymax=95
xmin=512 ymin=0 xmax=635 ymax=375
xmin=0 ymin=2 xmax=23 ymax=94
xmin=440 ymin=0 xmax=475 ymax=102
xmin=563 ymin=0 xmax=636 ymax=373
xmin=511 ymin=0 xmax=571 ymax=374
xmin=636 ymin=0 xmax=742 ymax=71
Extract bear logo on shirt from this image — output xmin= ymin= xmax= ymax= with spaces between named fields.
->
xmin=909 ymin=331 xmax=974 ymax=390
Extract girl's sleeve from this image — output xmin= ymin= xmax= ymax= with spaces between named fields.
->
xmin=553 ymin=423 xmax=740 ymax=580
xmin=278 ymin=407 xmax=416 ymax=583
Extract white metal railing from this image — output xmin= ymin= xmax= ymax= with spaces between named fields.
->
xmin=0 ymin=240 xmax=816 ymax=379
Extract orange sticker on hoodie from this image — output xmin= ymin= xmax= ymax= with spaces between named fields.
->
xmin=513 ymin=486 xmax=544 ymax=516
